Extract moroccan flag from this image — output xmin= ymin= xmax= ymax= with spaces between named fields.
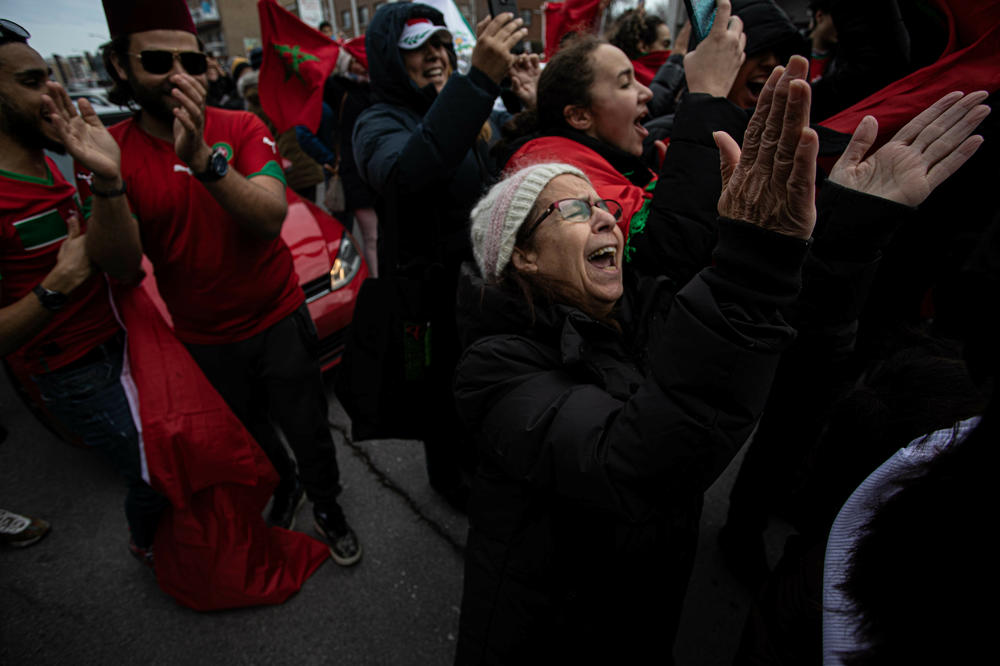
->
xmin=543 ymin=0 xmax=604 ymax=60
xmin=342 ymin=35 xmax=367 ymax=70
xmin=818 ymin=0 xmax=1000 ymax=145
xmin=258 ymin=0 xmax=339 ymax=134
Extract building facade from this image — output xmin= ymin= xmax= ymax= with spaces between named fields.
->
xmin=186 ymin=0 xmax=547 ymax=59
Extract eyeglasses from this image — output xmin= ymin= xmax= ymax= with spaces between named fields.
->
xmin=130 ymin=50 xmax=208 ymax=75
xmin=524 ymin=198 xmax=623 ymax=239
xmin=0 ymin=19 xmax=30 ymax=44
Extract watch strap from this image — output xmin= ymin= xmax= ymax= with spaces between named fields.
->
xmin=32 ymin=284 xmax=68 ymax=311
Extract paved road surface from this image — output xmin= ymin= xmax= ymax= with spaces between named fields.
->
xmin=1 ymin=371 xmax=784 ymax=665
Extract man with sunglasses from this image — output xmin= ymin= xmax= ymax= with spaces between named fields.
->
xmin=0 ymin=18 xmax=167 ymax=561
xmin=80 ymin=0 xmax=361 ymax=566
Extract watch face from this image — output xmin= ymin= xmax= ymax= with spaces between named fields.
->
xmin=212 ymin=150 xmax=228 ymax=174
xmin=34 ymin=285 xmax=68 ymax=310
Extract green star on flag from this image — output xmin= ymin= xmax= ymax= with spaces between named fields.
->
xmin=273 ymin=44 xmax=320 ymax=82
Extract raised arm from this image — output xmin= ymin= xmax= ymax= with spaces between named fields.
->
xmin=169 ymin=73 xmax=287 ymax=239
xmin=41 ymin=81 xmax=141 ymax=283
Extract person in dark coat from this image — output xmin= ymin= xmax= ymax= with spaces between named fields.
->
xmin=350 ymin=3 xmax=533 ymax=507
xmin=453 ymin=56 xmax=821 ymax=663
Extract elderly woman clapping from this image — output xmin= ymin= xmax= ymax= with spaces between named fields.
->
xmin=452 ymin=67 xmax=819 ymax=664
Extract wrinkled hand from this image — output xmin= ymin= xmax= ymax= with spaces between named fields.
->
xmin=683 ymin=0 xmax=746 ymax=98
xmin=715 ymin=56 xmax=818 ymax=240
xmin=829 ymin=91 xmax=990 ymax=207
xmin=44 ymin=214 xmax=92 ymax=294
xmin=509 ymin=53 xmax=540 ymax=110
xmin=41 ymin=82 xmax=121 ymax=181
xmin=170 ymin=73 xmax=212 ymax=171
xmin=471 ymin=13 xmax=527 ymax=84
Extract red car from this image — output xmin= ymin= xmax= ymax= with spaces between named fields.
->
xmin=4 ymin=189 xmax=367 ymax=442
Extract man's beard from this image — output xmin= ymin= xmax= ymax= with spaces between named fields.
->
xmin=127 ymin=72 xmax=178 ymax=125
xmin=0 ymin=93 xmax=66 ymax=154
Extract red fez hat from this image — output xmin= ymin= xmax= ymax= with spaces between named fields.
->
xmin=102 ymin=0 xmax=197 ymax=39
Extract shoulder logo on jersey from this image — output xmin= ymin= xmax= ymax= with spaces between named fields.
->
xmin=211 ymin=142 xmax=234 ymax=162
xmin=13 ymin=209 xmax=68 ymax=251
xmin=174 ymin=164 xmax=193 ymax=175
xmin=76 ymin=171 xmax=94 ymax=186
xmin=262 ymin=137 xmax=276 ymax=154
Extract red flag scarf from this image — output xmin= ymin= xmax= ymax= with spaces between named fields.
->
xmin=258 ymin=0 xmax=339 ymax=134
xmin=632 ymin=50 xmax=672 ymax=87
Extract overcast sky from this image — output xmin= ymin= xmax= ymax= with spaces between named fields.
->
xmin=4 ymin=0 xmax=111 ymax=59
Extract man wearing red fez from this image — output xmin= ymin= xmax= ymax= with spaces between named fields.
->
xmin=82 ymin=0 xmax=361 ymax=566
xmin=0 ymin=19 xmax=167 ymax=562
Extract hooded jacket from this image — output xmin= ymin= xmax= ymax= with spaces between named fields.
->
xmin=353 ymin=2 xmax=506 ymax=267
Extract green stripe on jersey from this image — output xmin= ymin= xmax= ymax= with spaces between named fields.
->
xmin=247 ymin=160 xmax=287 ymax=185
xmin=14 ymin=209 xmax=67 ymax=250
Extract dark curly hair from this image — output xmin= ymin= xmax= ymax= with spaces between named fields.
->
xmin=608 ymin=9 xmax=667 ymax=60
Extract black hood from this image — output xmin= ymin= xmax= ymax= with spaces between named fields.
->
xmin=365 ymin=2 xmax=459 ymax=113
xmin=732 ymin=0 xmax=808 ymax=60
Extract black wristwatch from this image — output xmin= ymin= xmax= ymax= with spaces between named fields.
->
xmin=33 ymin=284 xmax=69 ymax=311
xmin=194 ymin=147 xmax=229 ymax=183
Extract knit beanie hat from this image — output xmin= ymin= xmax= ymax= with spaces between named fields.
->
xmin=470 ymin=163 xmax=588 ymax=282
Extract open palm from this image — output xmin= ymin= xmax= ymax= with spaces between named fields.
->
xmin=829 ymin=91 xmax=990 ymax=207
xmin=42 ymin=81 xmax=121 ymax=180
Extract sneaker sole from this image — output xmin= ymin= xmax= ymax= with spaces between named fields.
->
xmin=313 ymin=519 xmax=363 ymax=567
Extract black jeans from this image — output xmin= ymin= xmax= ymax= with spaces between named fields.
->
xmin=32 ymin=334 xmax=168 ymax=547
xmin=186 ymin=305 xmax=342 ymax=508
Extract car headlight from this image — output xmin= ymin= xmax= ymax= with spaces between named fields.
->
xmin=330 ymin=231 xmax=362 ymax=291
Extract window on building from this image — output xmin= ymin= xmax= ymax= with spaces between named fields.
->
xmin=360 ymin=6 xmax=370 ymax=28
xmin=341 ymin=10 xmax=352 ymax=30
xmin=520 ymin=9 xmax=532 ymax=26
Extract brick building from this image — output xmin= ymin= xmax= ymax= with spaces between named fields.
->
xmin=186 ymin=0 xmax=547 ymax=59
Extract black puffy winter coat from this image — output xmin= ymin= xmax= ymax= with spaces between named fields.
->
xmin=453 ymin=218 xmax=810 ymax=665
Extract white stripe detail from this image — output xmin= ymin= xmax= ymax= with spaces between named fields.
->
xmin=104 ymin=277 xmax=150 ymax=486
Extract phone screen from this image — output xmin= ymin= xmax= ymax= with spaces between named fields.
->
xmin=683 ymin=0 xmax=718 ymax=49
xmin=488 ymin=0 xmax=519 ymax=18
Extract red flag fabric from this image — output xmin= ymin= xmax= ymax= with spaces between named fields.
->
xmin=343 ymin=36 xmax=367 ymax=70
xmin=258 ymin=0 xmax=339 ymax=134
xmin=508 ymin=135 xmax=654 ymax=239
xmin=543 ymin=0 xmax=604 ymax=60
xmin=116 ymin=283 xmax=329 ymax=611
xmin=632 ymin=50 xmax=671 ymax=87
xmin=818 ymin=0 xmax=1000 ymax=148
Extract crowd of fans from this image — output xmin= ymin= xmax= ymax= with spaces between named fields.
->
xmin=2 ymin=0 xmax=997 ymax=662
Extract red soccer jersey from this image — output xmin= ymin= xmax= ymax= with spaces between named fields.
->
xmin=81 ymin=108 xmax=303 ymax=345
xmin=0 ymin=158 xmax=119 ymax=374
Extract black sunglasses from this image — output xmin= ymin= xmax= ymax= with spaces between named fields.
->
xmin=524 ymin=198 xmax=623 ymax=239
xmin=0 ymin=19 xmax=30 ymax=44
xmin=130 ymin=49 xmax=208 ymax=75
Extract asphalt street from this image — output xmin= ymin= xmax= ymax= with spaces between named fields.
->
xmin=1 ymin=370 xmax=783 ymax=665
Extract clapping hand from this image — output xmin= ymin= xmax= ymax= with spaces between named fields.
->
xmin=41 ymin=81 xmax=121 ymax=183
xmin=829 ymin=91 xmax=990 ymax=207
xmin=169 ymin=72 xmax=212 ymax=172
xmin=714 ymin=56 xmax=818 ymax=240
xmin=510 ymin=53 xmax=541 ymax=110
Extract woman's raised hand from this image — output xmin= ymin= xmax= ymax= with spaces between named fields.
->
xmin=683 ymin=0 xmax=746 ymax=98
xmin=829 ymin=91 xmax=990 ymax=207
xmin=471 ymin=13 xmax=528 ymax=84
xmin=715 ymin=55 xmax=818 ymax=240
